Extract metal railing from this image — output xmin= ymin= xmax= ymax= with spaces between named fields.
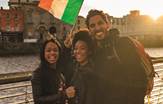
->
xmin=0 ymin=58 xmax=163 ymax=104
xmin=0 ymin=83 xmax=33 ymax=104
xmin=0 ymin=71 xmax=32 ymax=85
xmin=145 ymin=57 xmax=163 ymax=104
xmin=0 ymin=72 xmax=33 ymax=104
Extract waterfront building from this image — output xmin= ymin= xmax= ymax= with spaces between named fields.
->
xmin=7 ymin=0 xmax=72 ymax=42
xmin=75 ymin=10 xmax=163 ymax=46
xmin=0 ymin=0 xmax=163 ymax=47
xmin=0 ymin=7 xmax=24 ymax=43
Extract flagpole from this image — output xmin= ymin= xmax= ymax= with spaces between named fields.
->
xmin=63 ymin=13 xmax=80 ymax=48
xmin=64 ymin=23 xmax=76 ymax=48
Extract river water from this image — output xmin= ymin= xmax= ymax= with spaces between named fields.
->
xmin=0 ymin=48 xmax=163 ymax=74
xmin=145 ymin=48 xmax=163 ymax=57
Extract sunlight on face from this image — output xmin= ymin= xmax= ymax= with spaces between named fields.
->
xmin=88 ymin=15 xmax=109 ymax=41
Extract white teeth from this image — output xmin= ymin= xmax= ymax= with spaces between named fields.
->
xmin=96 ymin=32 xmax=103 ymax=36
xmin=49 ymin=56 xmax=56 ymax=60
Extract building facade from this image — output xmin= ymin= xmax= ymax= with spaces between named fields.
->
xmin=74 ymin=10 xmax=163 ymax=46
xmin=8 ymin=0 xmax=72 ymax=42
xmin=1 ymin=0 xmax=163 ymax=47
xmin=0 ymin=7 xmax=24 ymax=43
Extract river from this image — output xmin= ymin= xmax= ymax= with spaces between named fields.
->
xmin=0 ymin=48 xmax=163 ymax=74
xmin=145 ymin=47 xmax=163 ymax=57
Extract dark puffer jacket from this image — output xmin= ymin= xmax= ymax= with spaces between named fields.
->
xmin=31 ymin=65 xmax=66 ymax=104
xmin=68 ymin=61 xmax=97 ymax=104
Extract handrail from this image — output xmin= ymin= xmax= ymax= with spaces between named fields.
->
xmin=0 ymin=83 xmax=31 ymax=91
xmin=0 ymin=57 xmax=163 ymax=85
xmin=12 ymin=99 xmax=33 ymax=104
xmin=0 ymin=92 xmax=32 ymax=99
xmin=0 ymin=57 xmax=162 ymax=84
xmin=0 ymin=71 xmax=33 ymax=104
xmin=151 ymin=57 xmax=163 ymax=64
xmin=0 ymin=71 xmax=32 ymax=85
xmin=0 ymin=81 xmax=33 ymax=104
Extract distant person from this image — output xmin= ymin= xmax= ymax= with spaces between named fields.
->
xmin=86 ymin=9 xmax=154 ymax=104
xmin=31 ymin=36 xmax=66 ymax=104
xmin=38 ymin=26 xmax=46 ymax=45
xmin=49 ymin=26 xmax=57 ymax=37
xmin=65 ymin=30 xmax=96 ymax=104
xmin=48 ymin=26 xmax=65 ymax=48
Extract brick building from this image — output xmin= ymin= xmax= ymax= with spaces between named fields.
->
xmin=0 ymin=7 xmax=24 ymax=43
xmin=8 ymin=0 xmax=72 ymax=42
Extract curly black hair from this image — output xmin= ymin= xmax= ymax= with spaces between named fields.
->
xmin=72 ymin=30 xmax=95 ymax=55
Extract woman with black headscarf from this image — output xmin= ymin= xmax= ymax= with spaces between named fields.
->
xmin=31 ymin=36 xmax=66 ymax=104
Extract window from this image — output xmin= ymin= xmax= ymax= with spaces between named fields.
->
xmin=112 ymin=19 xmax=115 ymax=24
xmin=6 ymin=13 xmax=10 ymax=21
xmin=0 ymin=17 xmax=1 ymax=30
xmin=77 ymin=26 xmax=80 ymax=30
xmin=15 ymin=14 xmax=18 ymax=20
xmin=78 ymin=20 xmax=80 ymax=24
xmin=116 ymin=19 xmax=119 ymax=25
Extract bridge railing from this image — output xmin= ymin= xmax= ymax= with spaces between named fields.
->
xmin=0 ymin=57 xmax=163 ymax=104
xmin=0 ymin=71 xmax=33 ymax=104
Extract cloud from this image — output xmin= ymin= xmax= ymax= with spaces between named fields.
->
xmin=0 ymin=0 xmax=9 ymax=9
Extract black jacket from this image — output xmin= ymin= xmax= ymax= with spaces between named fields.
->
xmin=31 ymin=65 xmax=66 ymax=104
xmin=93 ymin=35 xmax=147 ymax=104
xmin=69 ymin=61 xmax=96 ymax=104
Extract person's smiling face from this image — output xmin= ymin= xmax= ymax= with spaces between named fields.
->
xmin=44 ymin=41 xmax=59 ymax=64
xmin=74 ymin=40 xmax=90 ymax=66
xmin=88 ymin=15 xmax=110 ymax=40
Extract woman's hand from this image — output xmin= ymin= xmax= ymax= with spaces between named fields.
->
xmin=64 ymin=33 xmax=73 ymax=48
xmin=65 ymin=86 xmax=76 ymax=98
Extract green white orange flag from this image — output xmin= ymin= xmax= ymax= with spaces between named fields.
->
xmin=39 ymin=0 xmax=84 ymax=25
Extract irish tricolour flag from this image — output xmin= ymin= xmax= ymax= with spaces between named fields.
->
xmin=39 ymin=0 xmax=84 ymax=25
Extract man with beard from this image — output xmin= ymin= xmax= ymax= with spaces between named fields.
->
xmin=85 ymin=9 xmax=151 ymax=104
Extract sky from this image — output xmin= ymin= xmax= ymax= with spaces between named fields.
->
xmin=0 ymin=0 xmax=9 ymax=9
xmin=0 ymin=0 xmax=163 ymax=20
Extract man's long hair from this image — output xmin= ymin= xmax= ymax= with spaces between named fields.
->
xmin=86 ymin=9 xmax=109 ymax=28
